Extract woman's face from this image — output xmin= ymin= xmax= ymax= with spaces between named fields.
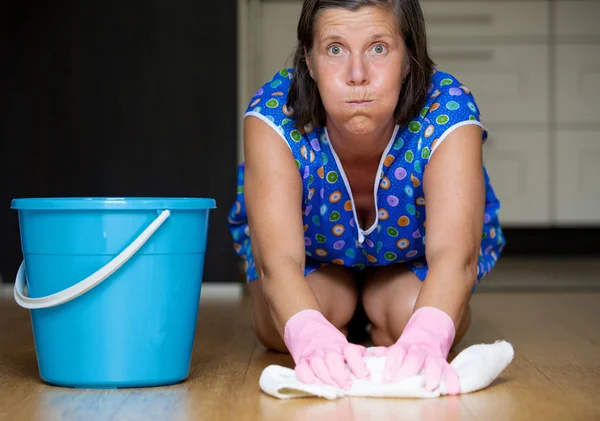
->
xmin=306 ymin=6 xmax=407 ymax=136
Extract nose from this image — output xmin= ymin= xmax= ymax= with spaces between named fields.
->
xmin=347 ymin=54 xmax=369 ymax=86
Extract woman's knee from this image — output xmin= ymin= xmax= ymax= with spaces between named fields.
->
xmin=361 ymin=265 xmax=421 ymax=345
xmin=453 ymin=305 xmax=471 ymax=348
xmin=251 ymin=312 xmax=287 ymax=352
xmin=361 ymin=264 xmax=473 ymax=348
xmin=306 ymin=264 xmax=360 ymax=333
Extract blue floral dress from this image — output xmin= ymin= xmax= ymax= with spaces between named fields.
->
xmin=228 ymin=68 xmax=505 ymax=286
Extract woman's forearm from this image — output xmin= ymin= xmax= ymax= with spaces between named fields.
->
xmin=414 ymin=249 xmax=477 ymax=328
xmin=259 ymin=255 xmax=322 ymax=338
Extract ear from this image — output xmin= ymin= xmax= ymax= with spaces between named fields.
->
xmin=304 ymin=46 xmax=315 ymax=79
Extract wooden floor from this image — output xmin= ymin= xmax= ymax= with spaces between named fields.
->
xmin=1 ymin=260 xmax=599 ymax=420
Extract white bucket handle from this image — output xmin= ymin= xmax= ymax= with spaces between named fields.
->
xmin=14 ymin=209 xmax=171 ymax=310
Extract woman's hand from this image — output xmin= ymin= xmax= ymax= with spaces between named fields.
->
xmin=367 ymin=306 xmax=460 ymax=394
xmin=284 ymin=309 xmax=371 ymax=389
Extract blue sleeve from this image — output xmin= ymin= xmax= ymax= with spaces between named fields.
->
xmin=243 ymin=68 xmax=303 ymax=149
xmin=420 ymin=71 xmax=488 ymax=156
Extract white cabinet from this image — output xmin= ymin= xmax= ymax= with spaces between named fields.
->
xmin=483 ymin=131 xmax=551 ymax=225
xmin=555 ymin=131 xmax=600 ymax=224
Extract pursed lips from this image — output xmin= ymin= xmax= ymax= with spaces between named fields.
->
xmin=346 ymin=99 xmax=373 ymax=107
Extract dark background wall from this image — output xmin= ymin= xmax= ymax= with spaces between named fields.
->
xmin=0 ymin=1 xmax=240 ymax=283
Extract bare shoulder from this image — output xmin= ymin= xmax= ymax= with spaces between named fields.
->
xmin=243 ymin=115 xmax=301 ymax=186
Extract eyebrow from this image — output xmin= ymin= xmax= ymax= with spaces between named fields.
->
xmin=320 ymin=32 xmax=395 ymax=44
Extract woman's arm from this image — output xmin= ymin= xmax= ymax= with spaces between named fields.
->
xmin=243 ymin=116 xmax=321 ymax=338
xmin=416 ymin=124 xmax=486 ymax=327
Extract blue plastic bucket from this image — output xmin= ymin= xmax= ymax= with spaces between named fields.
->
xmin=10 ymin=197 xmax=216 ymax=388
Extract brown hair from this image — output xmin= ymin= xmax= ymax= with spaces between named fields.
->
xmin=287 ymin=0 xmax=434 ymax=129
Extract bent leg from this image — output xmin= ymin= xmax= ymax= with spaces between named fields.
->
xmin=248 ymin=263 xmax=360 ymax=352
xmin=361 ymin=264 xmax=471 ymax=349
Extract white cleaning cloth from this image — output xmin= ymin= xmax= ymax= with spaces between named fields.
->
xmin=259 ymin=340 xmax=514 ymax=400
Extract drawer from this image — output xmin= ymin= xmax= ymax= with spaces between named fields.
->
xmin=555 ymin=45 xmax=600 ymax=125
xmin=482 ymin=130 xmax=551 ymax=226
xmin=555 ymin=1 xmax=600 ymax=38
xmin=421 ymin=1 xmax=549 ymax=40
xmin=555 ymin=130 xmax=600 ymax=225
xmin=429 ymin=45 xmax=549 ymax=125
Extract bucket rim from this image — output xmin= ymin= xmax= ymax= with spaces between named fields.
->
xmin=11 ymin=197 xmax=216 ymax=210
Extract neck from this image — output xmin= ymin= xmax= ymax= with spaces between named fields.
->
xmin=325 ymin=118 xmax=397 ymax=166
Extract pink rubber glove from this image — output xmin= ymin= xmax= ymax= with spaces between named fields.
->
xmin=284 ymin=309 xmax=371 ymax=389
xmin=368 ymin=306 xmax=460 ymax=395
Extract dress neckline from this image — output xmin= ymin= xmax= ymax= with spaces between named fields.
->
xmin=323 ymin=124 xmax=400 ymax=244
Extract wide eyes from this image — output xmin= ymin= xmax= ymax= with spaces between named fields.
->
xmin=373 ymin=44 xmax=386 ymax=54
xmin=327 ymin=43 xmax=388 ymax=56
xmin=329 ymin=45 xmax=342 ymax=55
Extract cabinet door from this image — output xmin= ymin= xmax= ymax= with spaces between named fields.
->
xmin=555 ymin=1 xmax=600 ymax=38
xmin=555 ymin=131 xmax=600 ymax=224
xmin=555 ymin=45 xmax=600 ymax=126
xmin=421 ymin=1 xmax=549 ymax=41
xmin=429 ymin=45 xmax=549 ymax=127
xmin=483 ymin=131 xmax=551 ymax=226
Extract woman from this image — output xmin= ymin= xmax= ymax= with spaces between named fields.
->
xmin=229 ymin=0 xmax=505 ymax=394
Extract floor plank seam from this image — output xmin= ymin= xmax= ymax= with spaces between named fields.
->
xmin=461 ymin=399 xmax=480 ymax=421
xmin=514 ymin=348 xmax=566 ymax=395
xmin=104 ymin=392 xmax=133 ymax=421
xmin=565 ymin=326 xmax=600 ymax=350
xmin=240 ymin=340 xmax=259 ymax=391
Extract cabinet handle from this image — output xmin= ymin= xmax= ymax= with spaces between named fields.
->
xmin=432 ymin=51 xmax=493 ymax=62
xmin=426 ymin=14 xmax=493 ymax=26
